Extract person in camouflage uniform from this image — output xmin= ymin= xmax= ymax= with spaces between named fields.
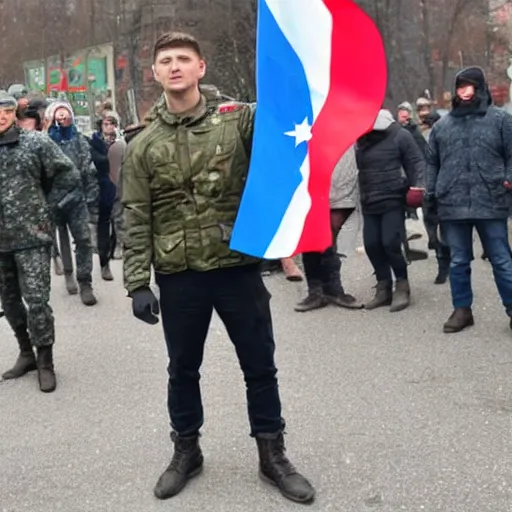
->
xmin=0 ymin=93 xmax=82 ymax=393
xmin=122 ymin=32 xmax=315 ymax=504
xmin=45 ymin=101 xmax=98 ymax=305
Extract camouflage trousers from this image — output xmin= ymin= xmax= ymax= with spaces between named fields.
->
xmin=0 ymin=245 xmax=54 ymax=347
xmin=54 ymin=197 xmax=93 ymax=284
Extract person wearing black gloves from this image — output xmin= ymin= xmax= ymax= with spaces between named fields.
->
xmin=121 ymin=32 xmax=315 ymax=505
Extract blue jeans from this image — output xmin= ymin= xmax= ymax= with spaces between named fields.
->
xmin=442 ymin=219 xmax=512 ymax=315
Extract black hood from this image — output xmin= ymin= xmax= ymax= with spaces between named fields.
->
xmin=451 ymin=66 xmax=492 ymax=116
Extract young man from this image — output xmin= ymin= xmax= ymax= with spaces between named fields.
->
xmin=122 ymin=32 xmax=315 ymax=504
xmin=426 ymin=66 xmax=512 ymax=333
xmin=0 ymin=93 xmax=81 ymax=392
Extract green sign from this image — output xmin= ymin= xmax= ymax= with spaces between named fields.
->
xmin=23 ymin=61 xmax=45 ymax=92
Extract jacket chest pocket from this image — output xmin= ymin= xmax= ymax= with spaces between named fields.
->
xmin=148 ymin=137 xmax=184 ymax=191
xmin=189 ymin=122 xmax=239 ymax=198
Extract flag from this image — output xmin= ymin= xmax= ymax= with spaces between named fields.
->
xmin=230 ymin=0 xmax=387 ymax=259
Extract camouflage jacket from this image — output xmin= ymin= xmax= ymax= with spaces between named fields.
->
xmin=121 ymin=92 xmax=258 ymax=293
xmin=0 ymin=126 xmax=81 ymax=252
xmin=52 ymin=133 xmax=99 ymax=215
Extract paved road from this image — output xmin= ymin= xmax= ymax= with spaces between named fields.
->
xmin=1 ymin=233 xmax=512 ymax=512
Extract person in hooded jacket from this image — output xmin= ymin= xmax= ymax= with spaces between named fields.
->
xmin=88 ymin=111 xmax=119 ymax=281
xmin=45 ymin=101 xmax=98 ymax=306
xmin=356 ymin=109 xmax=425 ymax=312
xmin=426 ymin=66 xmax=512 ymax=333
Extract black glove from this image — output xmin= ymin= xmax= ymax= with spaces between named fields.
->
xmin=130 ymin=287 xmax=160 ymax=325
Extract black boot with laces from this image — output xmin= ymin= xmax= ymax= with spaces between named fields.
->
xmin=153 ymin=432 xmax=203 ymax=500
xmin=256 ymin=431 xmax=315 ymax=503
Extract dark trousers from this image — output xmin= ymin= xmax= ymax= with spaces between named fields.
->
xmin=436 ymin=243 xmax=451 ymax=269
xmin=302 ymin=208 xmax=354 ymax=294
xmin=363 ymin=208 xmax=408 ymax=281
xmin=56 ymin=225 xmax=73 ymax=274
xmin=97 ymin=203 xmax=115 ymax=268
xmin=442 ymin=219 xmax=512 ymax=314
xmin=55 ymin=198 xmax=93 ymax=283
xmin=156 ymin=265 xmax=282 ymax=437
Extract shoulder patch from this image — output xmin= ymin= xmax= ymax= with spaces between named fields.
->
xmin=217 ymin=102 xmax=243 ymax=114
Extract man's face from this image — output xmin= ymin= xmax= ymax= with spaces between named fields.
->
xmin=153 ymin=46 xmax=206 ymax=94
xmin=55 ymin=107 xmax=72 ymax=127
xmin=0 ymin=107 xmax=16 ymax=134
xmin=17 ymin=117 xmax=36 ymax=131
xmin=397 ymin=110 xmax=411 ymax=125
xmin=456 ymin=84 xmax=475 ymax=101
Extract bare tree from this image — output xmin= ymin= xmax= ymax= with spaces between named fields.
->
xmin=0 ymin=0 xmax=508 ymax=116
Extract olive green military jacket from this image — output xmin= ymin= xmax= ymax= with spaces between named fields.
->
xmin=122 ymin=93 xmax=259 ymax=293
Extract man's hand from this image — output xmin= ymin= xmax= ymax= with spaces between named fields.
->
xmin=130 ymin=287 xmax=160 ymax=325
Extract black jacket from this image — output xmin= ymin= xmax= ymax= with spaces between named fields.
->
xmin=88 ymin=132 xmax=116 ymax=208
xmin=356 ymin=110 xmax=425 ymax=214
xmin=402 ymin=121 xmax=427 ymax=154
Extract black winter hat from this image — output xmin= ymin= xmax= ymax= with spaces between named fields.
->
xmin=455 ymin=66 xmax=486 ymax=90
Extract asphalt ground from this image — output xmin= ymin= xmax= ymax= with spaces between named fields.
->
xmin=1 ymin=228 xmax=511 ymax=512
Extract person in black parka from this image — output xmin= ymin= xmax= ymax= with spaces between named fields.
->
xmin=356 ymin=109 xmax=425 ymax=312
xmin=426 ymin=66 xmax=512 ymax=333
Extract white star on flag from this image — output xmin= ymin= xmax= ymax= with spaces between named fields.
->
xmin=285 ymin=117 xmax=313 ymax=147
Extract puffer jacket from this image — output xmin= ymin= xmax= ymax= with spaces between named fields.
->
xmin=426 ymin=66 xmax=512 ymax=221
xmin=356 ymin=109 xmax=425 ymax=214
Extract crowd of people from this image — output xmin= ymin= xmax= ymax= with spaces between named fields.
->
xmin=0 ymin=92 xmax=126 ymax=393
xmin=2 ymin=30 xmax=512 ymax=506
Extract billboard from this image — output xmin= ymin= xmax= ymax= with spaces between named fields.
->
xmin=23 ymin=43 xmax=115 ymax=133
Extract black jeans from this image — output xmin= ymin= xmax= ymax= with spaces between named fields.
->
xmin=97 ymin=203 xmax=115 ymax=268
xmin=302 ymin=208 xmax=354 ymax=294
xmin=156 ymin=265 xmax=283 ymax=437
xmin=363 ymin=208 xmax=408 ymax=281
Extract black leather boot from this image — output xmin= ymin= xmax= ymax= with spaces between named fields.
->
xmin=37 ymin=346 xmax=56 ymax=393
xmin=443 ymin=308 xmax=474 ymax=333
xmin=256 ymin=431 xmax=315 ymax=504
xmin=154 ymin=432 xmax=203 ymax=500
xmin=2 ymin=328 xmax=36 ymax=380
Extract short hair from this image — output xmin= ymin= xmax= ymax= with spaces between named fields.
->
xmin=153 ymin=32 xmax=203 ymax=61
